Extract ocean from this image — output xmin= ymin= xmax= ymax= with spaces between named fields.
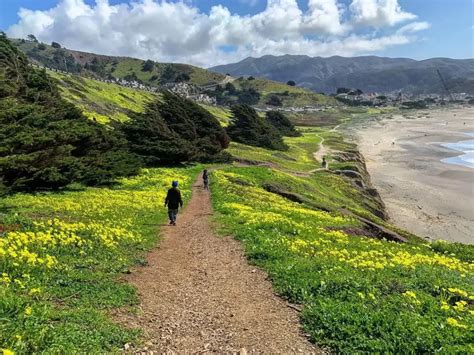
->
xmin=441 ymin=133 xmax=474 ymax=169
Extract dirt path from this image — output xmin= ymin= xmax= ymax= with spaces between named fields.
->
xmin=118 ymin=174 xmax=318 ymax=353
xmin=312 ymin=134 xmax=328 ymax=163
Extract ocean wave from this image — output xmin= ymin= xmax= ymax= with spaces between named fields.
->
xmin=441 ymin=133 xmax=474 ymax=169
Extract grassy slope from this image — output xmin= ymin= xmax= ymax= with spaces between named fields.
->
xmin=233 ymin=77 xmax=336 ymax=107
xmin=0 ymin=167 xmax=201 ymax=353
xmin=211 ymin=130 xmax=474 ymax=353
xmin=49 ymin=71 xmax=155 ymax=123
xmin=13 ymin=39 xmax=227 ymax=87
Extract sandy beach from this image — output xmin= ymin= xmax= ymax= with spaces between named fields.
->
xmin=355 ymin=106 xmax=474 ymax=244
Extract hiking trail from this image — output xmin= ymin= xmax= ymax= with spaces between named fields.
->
xmin=116 ymin=174 xmax=318 ymax=353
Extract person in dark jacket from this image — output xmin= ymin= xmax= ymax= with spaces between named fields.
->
xmin=165 ymin=180 xmax=183 ymax=226
xmin=203 ymin=169 xmax=209 ymax=190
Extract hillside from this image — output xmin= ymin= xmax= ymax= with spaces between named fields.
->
xmin=211 ymin=55 xmax=474 ymax=94
xmin=230 ymin=76 xmax=335 ymax=107
xmin=12 ymin=38 xmax=226 ymax=87
xmin=48 ymin=71 xmax=156 ymax=123
xmin=12 ymin=39 xmax=334 ymax=108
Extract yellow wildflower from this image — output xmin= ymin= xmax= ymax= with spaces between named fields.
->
xmin=448 ymin=288 xmax=468 ymax=298
xmin=441 ymin=301 xmax=450 ymax=311
xmin=24 ymin=306 xmax=32 ymax=316
xmin=446 ymin=317 xmax=468 ymax=329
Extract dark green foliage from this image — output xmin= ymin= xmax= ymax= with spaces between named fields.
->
xmin=248 ymin=76 xmax=255 ymax=81
xmin=226 ymin=105 xmax=287 ymax=151
xmin=402 ymin=100 xmax=428 ymax=109
xmin=85 ymin=57 xmax=106 ymax=76
xmin=160 ymin=65 xmax=192 ymax=83
xmin=53 ymin=49 xmax=82 ymax=73
xmin=122 ymin=91 xmax=230 ymax=165
xmin=265 ymin=110 xmax=300 ymax=137
xmin=27 ymin=34 xmax=38 ymax=43
xmin=0 ymin=34 xmax=139 ymax=193
xmin=237 ymin=88 xmax=260 ymax=105
xmin=266 ymin=95 xmax=283 ymax=107
xmin=142 ymin=59 xmax=154 ymax=72
xmin=205 ymin=83 xmax=245 ymax=106
xmin=160 ymin=65 xmax=177 ymax=83
xmin=123 ymin=72 xmax=140 ymax=83
xmin=51 ymin=41 xmax=61 ymax=49
xmin=287 ymin=80 xmax=296 ymax=86
xmin=176 ymin=72 xmax=190 ymax=82
xmin=225 ymin=82 xmax=237 ymax=95
xmin=38 ymin=43 xmax=46 ymax=50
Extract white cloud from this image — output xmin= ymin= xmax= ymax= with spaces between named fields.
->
xmin=303 ymin=0 xmax=347 ymax=35
xmin=397 ymin=21 xmax=431 ymax=34
xmin=7 ymin=0 xmax=429 ymax=67
xmin=350 ymin=0 xmax=417 ymax=27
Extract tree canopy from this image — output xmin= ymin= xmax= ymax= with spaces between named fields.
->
xmin=0 ymin=34 xmax=138 ymax=193
xmin=226 ymin=105 xmax=287 ymax=151
xmin=122 ymin=91 xmax=229 ymax=165
xmin=265 ymin=110 xmax=300 ymax=137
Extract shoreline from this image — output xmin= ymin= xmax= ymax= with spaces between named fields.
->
xmin=352 ymin=106 xmax=474 ymax=245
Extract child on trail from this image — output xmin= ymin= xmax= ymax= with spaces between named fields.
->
xmin=165 ymin=180 xmax=183 ymax=226
xmin=203 ymin=169 xmax=209 ymax=190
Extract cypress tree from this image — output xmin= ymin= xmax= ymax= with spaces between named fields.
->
xmin=0 ymin=34 xmax=139 ymax=193
xmin=226 ymin=105 xmax=287 ymax=151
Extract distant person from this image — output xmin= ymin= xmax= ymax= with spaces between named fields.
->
xmin=203 ymin=169 xmax=209 ymax=190
xmin=322 ymin=157 xmax=328 ymax=169
xmin=165 ymin=180 xmax=183 ymax=226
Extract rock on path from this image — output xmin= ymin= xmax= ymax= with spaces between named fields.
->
xmin=116 ymin=174 xmax=318 ymax=353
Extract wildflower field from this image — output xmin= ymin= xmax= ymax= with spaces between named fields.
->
xmin=211 ymin=165 xmax=474 ymax=352
xmin=0 ymin=167 xmax=200 ymax=353
xmin=49 ymin=71 xmax=155 ymax=124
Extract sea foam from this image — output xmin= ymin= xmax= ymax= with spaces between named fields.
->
xmin=441 ymin=133 xmax=474 ymax=169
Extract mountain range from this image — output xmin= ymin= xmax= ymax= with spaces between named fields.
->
xmin=211 ymin=55 xmax=474 ymax=95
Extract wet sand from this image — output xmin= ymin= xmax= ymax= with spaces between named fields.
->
xmin=356 ymin=107 xmax=474 ymax=244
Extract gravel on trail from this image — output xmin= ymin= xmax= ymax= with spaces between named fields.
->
xmin=116 ymin=174 xmax=318 ymax=353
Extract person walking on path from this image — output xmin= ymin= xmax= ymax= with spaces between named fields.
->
xmin=322 ymin=156 xmax=328 ymax=169
xmin=203 ymin=169 xmax=209 ymax=190
xmin=165 ymin=180 xmax=183 ymax=226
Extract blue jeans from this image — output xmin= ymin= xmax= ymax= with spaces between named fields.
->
xmin=168 ymin=209 xmax=178 ymax=223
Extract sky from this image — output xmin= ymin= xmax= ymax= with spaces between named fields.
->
xmin=0 ymin=0 xmax=472 ymax=67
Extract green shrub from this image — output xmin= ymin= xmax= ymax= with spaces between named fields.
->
xmin=265 ymin=110 xmax=300 ymax=137
xmin=226 ymin=105 xmax=287 ymax=151
xmin=122 ymin=91 xmax=229 ymax=164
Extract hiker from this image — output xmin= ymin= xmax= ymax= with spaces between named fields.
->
xmin=203 ymin=169 xmax=209 ymax=190
xmin=165 ymin=180 xmax=183 ymax=226
xmin=322 ymin=157 xmax=328 ymax=169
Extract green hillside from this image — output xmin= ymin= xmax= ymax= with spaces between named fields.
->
xmin=49 ymin=71 xmax=156 ymax=123
xmin=12 ymin=39 xmax=226 ymax=87
xmin=12 ymin=39 xmax=335 ymax=109
xmin=235 ymin=77 xmax=335 ymax=107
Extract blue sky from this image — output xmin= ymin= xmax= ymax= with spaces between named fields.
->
xmin=1 ymin=0 xmax=472 ymax=66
